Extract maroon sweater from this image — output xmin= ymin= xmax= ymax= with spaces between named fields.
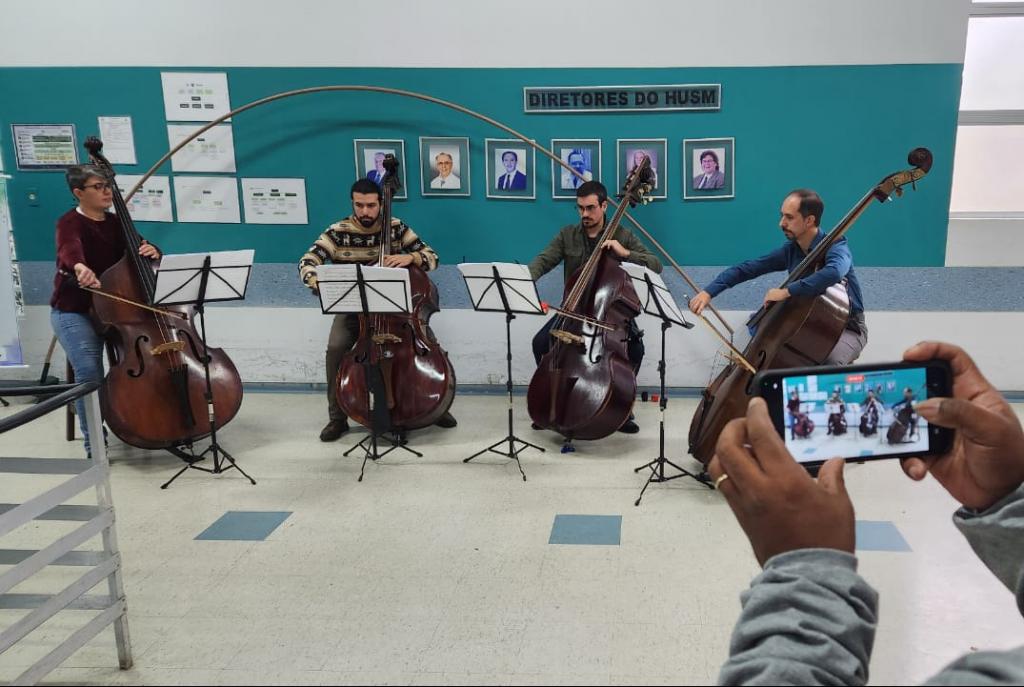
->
xmin=50 ymin=208 xmax=129 ymax=313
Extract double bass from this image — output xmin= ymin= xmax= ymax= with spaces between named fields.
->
xmin=688 ymin=148 xmax=933 ymax=465
xmin=84 ymin=138 xmax=244 ymax=450
xmin=886 ymin=388 xmax=922 ymax=444
xmin=527 ymin=158 xmax=655 ymax=440
xmin=336 ymin=155 xmax=456 ymax=431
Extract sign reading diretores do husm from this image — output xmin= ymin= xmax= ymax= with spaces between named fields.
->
xmin=523 ymin=84 xmax=721 ymax=114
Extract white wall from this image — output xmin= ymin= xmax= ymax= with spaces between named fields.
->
xmin=0 ymin=0 xmax=969 ymax=68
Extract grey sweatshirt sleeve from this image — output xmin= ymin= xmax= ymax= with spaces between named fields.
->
xmin=718 ymin=486 xmax=1024 ymax=687
xmin=922 ymin=485 xmax=1024 ymax=686
xmin=718 ymin=549 xmax=878 ymax=686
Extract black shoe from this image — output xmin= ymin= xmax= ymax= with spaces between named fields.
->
xmin=319 ymin=419 xmax=350 ymax=442
xmin=618 ymin=419 xmax=640 ymax=434
xmin=434 ymin=411 xmax=457 ymax=429
xmin=531 ymin=422 xmax=543 ymax=431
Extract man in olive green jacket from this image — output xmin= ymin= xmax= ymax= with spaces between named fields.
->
xmin=527 ymin=181 xmax=663 ymax=434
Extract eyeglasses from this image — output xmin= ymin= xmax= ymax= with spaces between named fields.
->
xmin=82 ymin=182 xmax=113 ymax=192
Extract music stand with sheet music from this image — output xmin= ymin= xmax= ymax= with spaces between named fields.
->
xmin=152 ymin=249 xmax=256 ymax=489
xmin=459 ymin=262 xmax=546 ymax=480
xmin=620 ymin=264 xmax=712 ymax=504
xmin=316 ymin=263 xmax=421 ymax=481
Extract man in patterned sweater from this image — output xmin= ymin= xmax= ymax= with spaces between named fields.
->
xmin=299 ymin=178 xmax=457 ymax=441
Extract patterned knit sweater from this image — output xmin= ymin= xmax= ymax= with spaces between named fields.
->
xmin=298 ymin=215 xmax=439 ymax=289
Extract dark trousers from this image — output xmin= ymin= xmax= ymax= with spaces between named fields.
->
xmin=532 ymin=316 xmax=645 ymax=373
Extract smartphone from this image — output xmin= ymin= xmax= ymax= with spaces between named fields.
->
xmin=753 ymin=360 xmax=954 ymax=468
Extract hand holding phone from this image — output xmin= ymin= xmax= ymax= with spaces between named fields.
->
xmin=900 ymin=342 xmax=1024 ymax=511
xmin=706 ymin=398 xmax=855 ymax=567
xmin=754 ymin=359 xmax=955 ymax=468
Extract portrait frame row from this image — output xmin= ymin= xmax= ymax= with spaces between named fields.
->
xmin=352 ymin=137 xmax=736 ymax=201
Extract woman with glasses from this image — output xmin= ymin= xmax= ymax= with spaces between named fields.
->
xmin=49 ymin=165 xmax=160 ymax=457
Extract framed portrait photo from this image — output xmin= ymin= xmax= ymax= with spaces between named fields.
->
xmin=420 ymin=136 xmax=470 ymax=197
xmin=353 ymin=139 xmax=407 ymax=200
xmin=616 ymin=139 xmax=667 ymax=200
xmin=485 ymin=139 xmax=535 ymax=200
xmin=551 ymin=139 xmax=601 ymax=200
xmin=683 ymin=137 xmax=735 ymax=200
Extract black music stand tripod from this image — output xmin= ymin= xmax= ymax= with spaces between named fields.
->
xmin=153 ymin=251 xmax=256 ymax=489
xmin=460 ymin=263 xmax=546 ymax=480
xmin=620 ymin=265 xmax=712 ymax=505
xmin=317 ymin=263 xmax=422 ymax=482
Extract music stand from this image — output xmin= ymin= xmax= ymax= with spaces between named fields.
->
xmin=458 ymin=262 xmax=546 ymax=481
xmin=621 ymin=264 xmax=712 ymax=505
xmin=152 ymin=249 xmax=256 ymax=489
xmin=316 ymin=263 xmax=420 ymax=481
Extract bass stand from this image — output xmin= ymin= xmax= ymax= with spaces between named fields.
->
xmin=155 ymin=252 xmax=256 ymax=489
xmin=620 ymin=266 xmax=711 ymax=505
xmin=459 ymin=263 xmax=546 ymax=480
xmin=317 ymin=263 xmax=421 ymax=482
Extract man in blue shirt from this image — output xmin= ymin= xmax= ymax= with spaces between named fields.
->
xmin=688 ymin=188 xmax=868 ymax=365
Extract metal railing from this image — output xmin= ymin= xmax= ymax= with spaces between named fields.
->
xmin=0 ymin=381 xmax=132 ymax=685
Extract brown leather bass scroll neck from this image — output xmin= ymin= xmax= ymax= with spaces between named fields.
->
xmin=336 ymin=154 xmax=457 ymax=431
xmin=84 ymin=137 xmax=244 ymax=449
xmin=688 ymin=148 xmax=933 ymax=466
xmin=527 ymin=156 xmax=656 ymax=440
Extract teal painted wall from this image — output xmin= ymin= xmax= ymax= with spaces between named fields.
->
xmin=0 ymin=65 xmax=960 ymax=267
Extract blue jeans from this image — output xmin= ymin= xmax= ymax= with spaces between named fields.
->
xmin=50 ymin=309 xmax=105 ymax=455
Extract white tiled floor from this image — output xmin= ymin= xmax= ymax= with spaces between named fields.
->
xmin=2 ymin=392 xmax=1023 ymax=685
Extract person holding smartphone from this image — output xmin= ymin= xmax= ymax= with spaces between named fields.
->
xmin=706 ymin=341 xmax=1024 ymax=684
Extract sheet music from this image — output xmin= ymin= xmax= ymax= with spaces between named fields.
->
xmin=315 ymin=264 xmax=412 ymax=314
xmin=826 ymin=402 xmax=843 ymax=414
xmin=620 ymin=263 xmax=688 ymax=326
xmin=153 ymin=250 xmax=254 ymax=304
xmin=458 ymin=262 xmax=543 ymax=314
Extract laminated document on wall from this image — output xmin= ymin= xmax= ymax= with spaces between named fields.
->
xmin=167 ymin=124 xmax=236 ymax=173
xmin=11 ymin=123 xmax=78 ymax=170
xmin=0 ymin=179 xmax=24 ymax=366
xmin=173 ymin=176 xmax=240 ymax=224
xmin=97 ymin=116 xmax=137 ymax=165
xmin=161 ymin=71 xmax=232 ymax=122
xmin=115 ymin=175 xmax=174 ymax=222
xmin=241 ymin=178 xmax=308 ymax=224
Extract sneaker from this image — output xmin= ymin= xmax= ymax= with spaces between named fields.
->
xmin=434 ymin=411 xmax=457 ymax=429
xmin=618 ymin=419 xmax=640 ymax=434
xmin=319 ymin=419 xmax=350 ymax=442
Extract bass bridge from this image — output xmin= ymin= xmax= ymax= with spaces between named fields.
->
xmin=550 ymin=329 xmax=585 ymax=346
xmin=150 ymin=341 xmax=186 ymax=356
xmin=371 ymin=333 xmax=403 ymax=345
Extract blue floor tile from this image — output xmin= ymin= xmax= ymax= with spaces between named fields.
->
xmin=549 ymin=514 xmax=621 ymax=545
xmin=195 ymin=511 xmax=292 ymax=541
xmin=856 ymin=520 xmax=911 ymax=552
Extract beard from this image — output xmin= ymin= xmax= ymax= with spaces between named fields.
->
xmin=357 ymin=215 xmax=377 ymax=228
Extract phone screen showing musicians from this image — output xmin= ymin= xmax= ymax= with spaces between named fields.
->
xmin=779 ymin=366 xmax=929 ymax=464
